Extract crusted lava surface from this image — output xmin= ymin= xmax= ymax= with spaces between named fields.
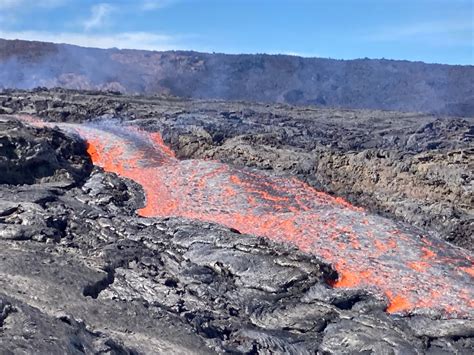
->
xmin=0 ymin=89 xmax=473 ymax=353
xmin=27 ymin=119 xmax=471 ymax=319
xmin=1 ymin=88 xmax=472 ymax=249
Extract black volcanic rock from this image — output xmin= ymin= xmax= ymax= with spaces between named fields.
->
xmin=1 ymin=38 xmax=473 ymax=116
xmin=0 ymin=118 xmax=92 ymax=185
xmin=1 ymin=116 xmax=473 ymax=353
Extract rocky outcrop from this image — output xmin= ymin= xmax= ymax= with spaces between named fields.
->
xmin=1 ymin=118 xmax=473 ymax=354
xmin=0 ymin=119 xmax=92 ymax=185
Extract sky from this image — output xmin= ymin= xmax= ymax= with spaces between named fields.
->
xmin=0 ymin=0 xmax=472 ymax=65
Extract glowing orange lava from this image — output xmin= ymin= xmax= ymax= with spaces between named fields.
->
xmin=19 ymin=117 xmax=474 ymax=318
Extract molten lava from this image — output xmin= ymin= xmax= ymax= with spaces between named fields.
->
xmin=21 ymin=117 xmax=474 ymax=317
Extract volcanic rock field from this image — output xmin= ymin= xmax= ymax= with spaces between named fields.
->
xmin=0 ymin=88 xmax=473 ymax=354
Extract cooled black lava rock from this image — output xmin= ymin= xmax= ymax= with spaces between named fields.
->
xmin=0 ymin=118 xmax=92 ymax=185
xmin=0 ymin=119 xmax=473 ymax=353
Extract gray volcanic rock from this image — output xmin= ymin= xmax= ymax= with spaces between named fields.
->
xmin=1 ymin=38 xmax=474 ymax=116
xmin=0 ymin=118 xmax=92 ymax=185
xmin=1 ymin=119 xmax=473 ymax=353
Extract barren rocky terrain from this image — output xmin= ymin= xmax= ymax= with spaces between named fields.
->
xmin=0 ymin=89 xmax=473 ymax=354
xmin=1 ymin=38 xmax=473 ymax=116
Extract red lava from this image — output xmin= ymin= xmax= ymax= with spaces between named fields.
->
xmin=21 ymin=117 xmax=474 ymax=318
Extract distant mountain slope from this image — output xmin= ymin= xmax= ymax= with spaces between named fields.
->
xmin=1 ymin=38 xmax=473 ymax=116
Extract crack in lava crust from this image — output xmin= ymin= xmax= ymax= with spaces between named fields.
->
xmin=53 ymin=121 xmax=474 ymax=317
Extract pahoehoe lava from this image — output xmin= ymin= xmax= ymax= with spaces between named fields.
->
xmin=42 ymin=119 xmax=473 ymax=318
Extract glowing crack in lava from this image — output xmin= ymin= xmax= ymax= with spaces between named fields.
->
xmin=30 ymin=119 xmax=474 ymax=317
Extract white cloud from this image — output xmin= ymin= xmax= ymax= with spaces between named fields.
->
xmin=0 ymin=30 xmax=183 ymax=51
xmin=83 ymin=3 xmax=114 ymax=31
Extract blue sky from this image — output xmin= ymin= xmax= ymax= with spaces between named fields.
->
xmin=0 ymin=0 xmax=472 ymax=64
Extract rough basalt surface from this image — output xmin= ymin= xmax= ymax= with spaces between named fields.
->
xmin=1 ymin=88 xmax=472 ymax=250
xmin=0 ymin=119 xmax=92 ymax=185
xmin=1 ymin=118 xmax=473 ymax=354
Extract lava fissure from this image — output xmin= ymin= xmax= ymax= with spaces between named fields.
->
xmin=25 ymin=118 xmax=474 ymax=318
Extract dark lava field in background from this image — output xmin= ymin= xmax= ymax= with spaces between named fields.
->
xmin=0 ymin=88 xmax=473 ymax=354
xmin=1 ymin=38 xmax=473 ymax=117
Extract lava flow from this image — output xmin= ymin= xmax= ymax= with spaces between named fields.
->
xmin=31 ymin=119 xmax=474 ymax=317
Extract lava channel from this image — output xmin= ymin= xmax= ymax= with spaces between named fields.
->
xmin=24 ymin=118 xmax=474 ymax=318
